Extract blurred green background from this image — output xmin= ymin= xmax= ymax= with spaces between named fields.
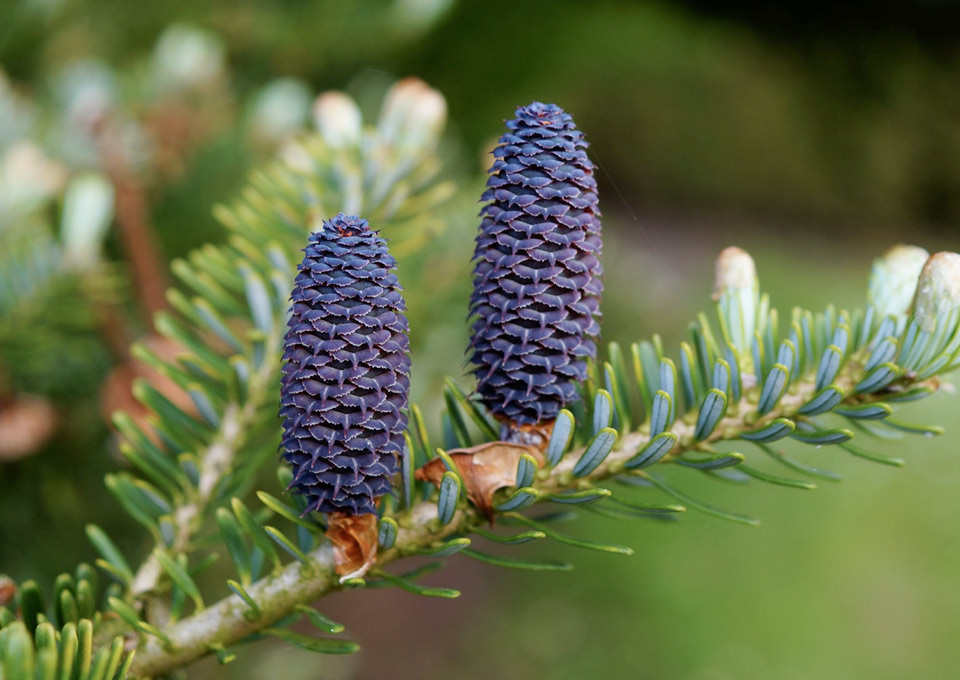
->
xmin=1 ymin=1 xmax=958 ymax=678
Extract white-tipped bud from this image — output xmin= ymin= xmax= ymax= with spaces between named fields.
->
xmin=867 ymin=244 xmax=929 ymax=317
xmin=913 ymin=252 xmax=960 ymax=332
xmin=312 ymin=91 xmax=362 ymax=147
xmin=712 ymin=246 xmax=758 ymax=301
xmin=60 ymin=172 xmax=115 ymax=268
xmin=0 ymin=142 xmax=68 ymax=214
xmin=377 ymin=77 xmax=446 ymax=149
xmin=56 ymin=60 xmax=116 ymax=129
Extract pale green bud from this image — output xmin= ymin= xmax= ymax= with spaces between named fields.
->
xmin=713 ymin=247 xmax=759 ymax=354
xmin=250 ymin=78 xmax=312 ymax=145
xmin=60 ymin=172 xmax=114 ymax=269
xmin=867 ymin=244 xmax=929 ymax=317
xmin=152 ymin=25 xmax=225 ymax=93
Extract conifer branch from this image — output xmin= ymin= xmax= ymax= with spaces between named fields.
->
xmin=128 ymin=358 xmax=942 ymax=675
xmin=3 ymin=81 xmax=958 ymax=680
xmin=129 ymin=335 xmax=282 ymax=597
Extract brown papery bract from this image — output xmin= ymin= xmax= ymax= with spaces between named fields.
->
xmin=325 ymin=513 xmax=379 ymax=581
xmin=416 ymin=442 xmax=545 ymax=521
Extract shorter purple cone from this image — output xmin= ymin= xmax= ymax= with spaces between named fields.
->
xmin=280 ymin=213 xmax=410 ymax=515
xmin=468 ymin=102 xmax=602 ymax=426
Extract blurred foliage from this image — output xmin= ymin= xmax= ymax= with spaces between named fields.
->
xmin=407 ymin=1 xmax=960 ymax=227
xmin=3 ymin=0 xmax=959 ymax=229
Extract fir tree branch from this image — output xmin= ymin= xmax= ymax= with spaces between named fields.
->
xmin=127 ymin=364 xmax=942 ymax=676
xmin=129 ymin=329 xmax=284 ymax=598
xmin=9 ymin=82 xmax=957 ymax=680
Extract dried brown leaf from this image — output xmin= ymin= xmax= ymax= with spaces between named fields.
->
xmin=326 ymin=513 xmax=379 ymax=581
xmin=0 ymin=575 xmax=16 ymax=607
xmin=101 ymin=335 xmax=195 ymax=441
xmin=0 ymin=396 xmax=57 ymax=461
xmin=415 ymin=442 xmax=544 ymax=521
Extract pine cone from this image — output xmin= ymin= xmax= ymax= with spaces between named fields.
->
xmin=468 ymin=102 xmax=602 ymax=427
xmin=280 ymin=213 xmax=410 ymax=516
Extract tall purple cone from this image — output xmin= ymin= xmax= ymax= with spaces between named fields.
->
xmin=280 ymin=213 xmax=410 ymax=515
xmin=468 ymin=102 xmax=602 ymax=427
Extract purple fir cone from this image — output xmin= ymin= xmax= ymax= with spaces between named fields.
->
xmin=468 ymin=102 xmax=602 ymax=427
xmin=280 ymin=213 xmax=410 ymax=516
